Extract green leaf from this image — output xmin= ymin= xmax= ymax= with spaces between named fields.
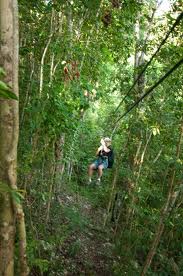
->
xmin=10 ymin=189 xmax=25 ymax=204
xmin=0 ymin=67 xmax=6 ymax=77
xmin=0 ymin=181 xmax=12 ymax=194
xmin=32 ymin=258 xmax=50 ymax=273
xmin=0 ymin=181 xmax=25 ymax=204
xmin=0 ymin=80 xmax=12 ymax=91
xmin=0 ymin=81 xmax=18 ymax=100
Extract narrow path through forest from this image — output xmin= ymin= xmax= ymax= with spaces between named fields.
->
xmin=56 ymin=184 xmax=118 ymax=276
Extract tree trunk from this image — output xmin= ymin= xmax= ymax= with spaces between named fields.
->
xmin=103 ymin=167 xmax=119 ymax=227
xmin=54 ymin=134 xmax=65 ymax=193
xmin=20 ymin=55 xmax=35 ymax=126
xmin=134 ymin=19 xmax=146 ymax=96
xmin=0 ymin=0 xmax=18 ymax=274
xmin=39 ymin=8 xmax=54 ymax=96
xmin=136 ymin=131 xmax=152 ymax=182
xmin=46 ymin=154 xmax=56 ymax=223
xmin=153 ymin=148 xmax=163 ymax=163
xmin=0 ymin=0 xmax=28 ymax=275
xmin=16 ymin=204 xmax=29 ymax=276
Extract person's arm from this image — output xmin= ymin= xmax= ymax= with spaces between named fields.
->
xmin=101 ymin=138 xmax=110 ymax=152
xmin=103 ymin=144 xmax=110 ymax=152
xmin=100 ymin=138 xmax=105 ymax=146
xmin=96 ymin=145 xmax=103 ymax=156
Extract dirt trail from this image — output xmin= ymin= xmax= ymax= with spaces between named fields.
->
xmin=57 ymin=190 xmax=117 ymax=275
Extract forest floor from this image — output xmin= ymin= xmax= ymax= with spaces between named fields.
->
xmin=55 ymin=182 xmax=118 ymax=276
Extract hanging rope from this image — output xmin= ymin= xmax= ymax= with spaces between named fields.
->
xmin=113 ymin=11 xmax=183 ymax=114
xmin=111 ymin=57 xmax=183 ymax=136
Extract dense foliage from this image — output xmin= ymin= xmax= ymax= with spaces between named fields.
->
xmin=10 ymin=0 xmax=183 ymax=275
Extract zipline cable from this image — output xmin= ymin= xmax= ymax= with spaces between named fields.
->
xmin=113 ymin=11 xmax=183 ymax=114
xmin=111 ymin=57 xmax=183 ymax=135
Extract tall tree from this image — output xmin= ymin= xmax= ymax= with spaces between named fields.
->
xmin=0 ymin=0 xmax=28 ymax=275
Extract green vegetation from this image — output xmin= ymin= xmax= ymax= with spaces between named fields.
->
xmin=0 ymin=0 xmax=183 ymax=275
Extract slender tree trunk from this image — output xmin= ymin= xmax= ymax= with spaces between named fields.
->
xmin=141 ymin=121 xmax=183 ymax=276
xmin=134 ymin=19 xmax=146 ymax=96
xmin=138 ymin=0 xmax=161 ymax=65
xmin=20 ymin=55 xmax=35 ymax=126
xmin=153 ymin=148 xmax=163 ymax=163
xmin=133 ymin=140 xmax=142 ymax=166
xmin=136 ymin=132 xmax=152 ymax=182
xmin=46 ymin=165 xmax=56 ymax=224
xmin=39 ymin=9 xmax=54 ymax=96
xmin=49 ymin=53 xmax=55 ymax=85
xmin=125 ymin=132 xmax=152 ymax=229
xmin=67 ymin=4 xmax=73 ymax=59
xmin=54 ymin=134 xmax=65 ymax=193
xmin=103 ymin=167 xmax=119 ymax=227
xmin=46 ymin=141 xmax=56 ymax=223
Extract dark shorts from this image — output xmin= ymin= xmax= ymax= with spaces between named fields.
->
xmin=93 ymin=157 xmax=108 ymax=169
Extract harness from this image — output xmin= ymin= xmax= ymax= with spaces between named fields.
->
xmin=99 ymin=149 xmax=110 ymax=158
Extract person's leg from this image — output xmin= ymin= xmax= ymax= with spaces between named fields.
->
xmin=97 ymin=159 xmax=108 ymax=183
xmin=88 ymin=163 xmax=97 ymax=182
xmin=97 ymin=164 xmax=104 ymax=182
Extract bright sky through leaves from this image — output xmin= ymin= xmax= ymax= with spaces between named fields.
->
xmin=156 ymin=0 xmax=171 ymax=16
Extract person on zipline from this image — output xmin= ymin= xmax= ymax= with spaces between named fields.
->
xmin=88 ymin=137 xmax=113 ymax=184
